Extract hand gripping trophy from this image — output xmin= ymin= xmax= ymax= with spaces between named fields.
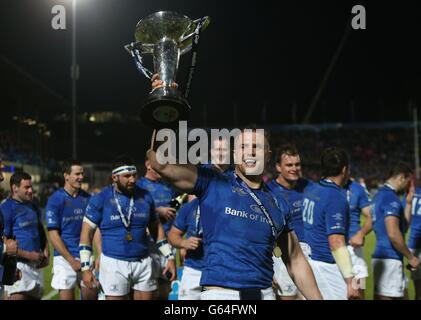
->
xmin=125 ymin=11 xmax=210 ymax=128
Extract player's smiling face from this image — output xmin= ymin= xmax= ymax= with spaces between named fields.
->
xmin=234 ymin=130 xmax=270 ymax=176
xmin=277 ymin=154 xmax=301 ymax=182
xmin=14 ymin=179 xmax=33 ymax=202
xmin=65 ymin=165 xmax=84 ymax=190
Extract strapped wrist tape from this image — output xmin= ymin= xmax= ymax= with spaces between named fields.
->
xmin=332 ymin=246 xmax=354 ymax=279
xmin=79 ymin=244 xmax=93 ymax=272
xmin=157 ymin=240 xmax=174 ymax=259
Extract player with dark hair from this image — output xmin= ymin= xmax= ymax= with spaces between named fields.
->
xmin=45 ymin=159 xmax=100 ymax=300
xmin=0 ymin=159 xmax=18 ymax=299
xmin=267 ymin=144 xmax=314 ymax=299
xmin=304 ymin=147 xmax=360 ymax=300
xmin=372 ymin=162 xmax=419 ymax=300
xmin=79 ymin=155 xmax=175 ymax=300
xmin=1 ymin=171 xmax=49 ymax=299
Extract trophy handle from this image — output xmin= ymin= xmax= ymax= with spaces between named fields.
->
xmin=179 ymin=16 xmax=210 ymax=56
xmin=124 ymin=42 xmax=154 ymax=79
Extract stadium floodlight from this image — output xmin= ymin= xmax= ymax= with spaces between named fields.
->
xmin=71 ymin=0 xmax=79 ymax=159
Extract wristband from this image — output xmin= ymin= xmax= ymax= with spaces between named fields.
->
xmin=79 ymin=244 xmax=92 ymax=272
xmin=157 ymin=240 xmax=174 ymax=259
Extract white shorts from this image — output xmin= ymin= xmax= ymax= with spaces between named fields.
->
xmin=99 ymin=253 xmax=157 ymax=296
xmin=409 ymin=248 xmax=421 ymax=280
xmin=148 ymin=237 xmax=175 ymax=281
xmin=372 ymin=258 xmax=408 ymax=298
xmin=273 ymin=256 xmax=297 ymax=297
xmin=272 ymin=242 xmax=311 ymax=297
xmin=201 ymin=287 xmax=275 ymax=300
xmin=51 ymin=256 xmax=87 ymax=290
xmin=178 ymin=266 xmax=202 ymax=300
xmin=347 ymin=245 xmax=369 ymax=279
xmin=5 ymin=261 xmax=44 ymax=299
xmin=308 ymin=258 xmax=347 ymax=300
xmin=300 ymin=242 xmax=312 ymax=259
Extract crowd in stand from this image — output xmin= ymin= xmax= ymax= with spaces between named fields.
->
xmin=269 ymin=128 xmax=414 ymax=189
xmin=0 ymin=127 xmax=416 ymax=203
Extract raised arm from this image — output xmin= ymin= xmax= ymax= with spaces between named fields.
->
xmin=147 ymin=148 xmax=198 ymax=193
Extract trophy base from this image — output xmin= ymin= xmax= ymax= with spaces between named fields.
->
xmin=141 ymin=87 xmax=191 ymax=128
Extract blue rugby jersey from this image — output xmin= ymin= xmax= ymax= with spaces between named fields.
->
xmin=304 ymin=179 xmax=349 ymax=264
xmin=372 ymin=184 xmax=405 ymax=260
xmin=344 ymin=180 xmax=371 ymax=239
xmin=404 ymin=187 xmax=421 ymax=249
xmin=137 ymin=177 xmax=177 ymax=234
xmin=267 ymin=178 xmax=313 ymax=242
xmin=1 ymin=198 xmax=42 ymax=253
xmin=173 ymin=198 xmax=205 ymax=271
xmin=193 ymin=167 xmax=292 ymax=289
xmin=45 ymin=188 xmax=91 ymax=258
xmin=84 ymin=185 xmax=156 ymax=261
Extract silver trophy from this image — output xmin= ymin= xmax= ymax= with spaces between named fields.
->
xmin=125 ymin=11 xmax=210 ymax=128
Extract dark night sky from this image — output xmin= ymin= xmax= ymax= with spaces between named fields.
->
xmin=1 ymin=0 xmax=421 ymax=126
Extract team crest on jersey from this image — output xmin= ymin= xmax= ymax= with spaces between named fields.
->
xmin=64 ymin=200 xmax=73 ymax=207
xmin=292 ymin=200 xmax=301 ymax=208
xmin=125 ymin=206 xmax=137 ymax=214
xmin=15 ymin=207 xmax=27 ymax=215
xmin=157 ymin=192 xmax=167 ymax=199
xmin=145 ymin=185 xmax=155 ymax=192
xmin=231 ymin=187 xmax=248 ymax=196
xmin=250 ymin=204 xmax=262 ymax=214
xmin=136 ymin=199 xmax=145 ymax=205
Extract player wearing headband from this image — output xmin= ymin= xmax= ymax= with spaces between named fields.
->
xmin=79 ymin=155 xmax=176 ymax=300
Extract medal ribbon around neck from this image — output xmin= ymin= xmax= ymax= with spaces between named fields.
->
xmin=233 ymin=173 xmax=278 ymax=239
xmin=113 ymin=187 xmax=134 ymax=232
